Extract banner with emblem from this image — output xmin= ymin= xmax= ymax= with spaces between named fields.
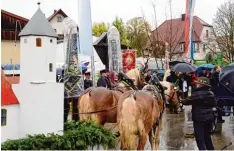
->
xmin=107 ymin=26 xmax=122 ymax=82
xmin=122 ymin=50 xmax=136 ymax=73
xmin=63 ymin=19 xmax=84 ymax=98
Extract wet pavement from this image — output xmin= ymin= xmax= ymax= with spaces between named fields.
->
xmin=105 ymin=106 xmax=234 ymax=150
xmin=158 ymin=106 xmax=234 ymax=150
xmin=68 ymin=103 xmax=234 ymax=150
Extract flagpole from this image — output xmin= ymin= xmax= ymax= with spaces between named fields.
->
xmin=78 ymin=0 xmax=95 ymax=86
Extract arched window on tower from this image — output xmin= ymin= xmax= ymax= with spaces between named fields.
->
xmin=36 ymin=38 xmax=42 ymax=47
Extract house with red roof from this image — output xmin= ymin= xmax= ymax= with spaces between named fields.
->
xmin=1 ymin=70 xmax=20 ymax=141
xmin=149 ymin=14 xmax=216 ymax=60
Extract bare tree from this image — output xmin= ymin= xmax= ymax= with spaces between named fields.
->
xmin=142 ymin=0 xmax=182 ymax=63
xmin=212 ymin=0 xmax=234 ymax=62
xmin=141 ymin=1 xmax=166 ymax=69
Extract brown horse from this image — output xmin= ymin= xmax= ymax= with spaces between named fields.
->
xmin=78 ymin=68 xmax=147 ymax=125
xmin=160 ymin=81 xmax=180 ymax=114
xmin=78 ymin=87 xmax=121 ymax=125
xmin=117 ymin=90 xmax=163 ymax=150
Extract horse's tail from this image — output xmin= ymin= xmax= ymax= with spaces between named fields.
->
xmin=118 ymin=92 xmax=137 ymax=150
xmin=78 ymin=89 xmax=96 ymax=121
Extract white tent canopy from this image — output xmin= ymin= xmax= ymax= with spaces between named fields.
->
xmin=56 ymin=36 xmax=106 ymax=73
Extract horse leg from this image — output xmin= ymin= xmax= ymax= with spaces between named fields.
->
xmin=155 ymin=120 xmax=162 ymax=150
xmin=149 ymin=129 xmax=156 ymax=150
xmin=174 ymin=104 xmax=179 ymax=114
xmin=137 ymin=131 xmax=147 ymax=150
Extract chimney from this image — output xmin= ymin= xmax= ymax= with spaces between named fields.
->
xmin=181 ymin=14 xmax=185 ymax=21
xmin=54 ymin=10 xmax=57 ymax=14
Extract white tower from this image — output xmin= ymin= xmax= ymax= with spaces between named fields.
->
xmin=11 ymin=3 xmax=64 ymax=138
xmin=19 ymin=6 xmax=58 ymax=83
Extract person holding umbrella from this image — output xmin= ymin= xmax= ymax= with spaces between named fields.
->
xmin=199 ymin=68 xmax=207 ymax=77
xmin=181 ymin=77 xmax=216 ymax=150
xmin=206 ymin=69 xmax=212 ymax=79
xmin=178 ymin=74 xmax=188 ymax=99
xmin=166 ymin=71 xmax=179 ymax=84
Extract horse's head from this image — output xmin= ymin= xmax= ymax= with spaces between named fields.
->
xmin=160 ymin=81 xmax=180 ymax=106
xmin=133 ymin=68 xmax=149 ymax=89
xmin=137 ymin=58 xmax=151 ymax=88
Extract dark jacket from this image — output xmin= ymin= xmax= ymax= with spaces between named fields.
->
xmin=97 ymin=76 xmax=107 ymax=87
xmin=84 ymin=79 xmax=93 ymax=89
xmin=199 ymin=72 xmax=206 ymax=77
xmin=166 ymin=74 xmax=178 ymax=84
xmin=211 ymin=71 xmax=220 ymax=93
xmin=206 ymin=72 xmax=212 ymax=79
xmin=211 ymin=71 xmax=219 ymax=86
xmin=185 ymin=74 xmax=193 ymax=87
xmin=182 ymin=86 xmax=217 ymax=122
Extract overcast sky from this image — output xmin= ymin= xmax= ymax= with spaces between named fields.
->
xmin=1 ymin=0 xmax=226 ymax=27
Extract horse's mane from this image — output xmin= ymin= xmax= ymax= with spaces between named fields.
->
xmin=126 ymin=68 xmax=141 ymax=86
xmin=163 ymin=69 xmax=171 ymax=81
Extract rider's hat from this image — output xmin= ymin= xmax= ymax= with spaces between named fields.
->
xmin=100 ymin=69 xmax=107 ymax=74
xmin=195 ymin=77 xmax=211 ymax=87
xmin=84 ymin=71 xmax=90 ymax=75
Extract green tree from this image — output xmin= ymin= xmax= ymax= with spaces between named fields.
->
xmin=126 ymin=17 xmax=150 ymax=56
xmin=112 ymin=17 xmax=128 ymax=46
xmin=92 ymin=22 xmax=108 ymax=37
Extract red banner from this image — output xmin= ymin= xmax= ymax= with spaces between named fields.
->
xmin=122 ymin=50 xmax=136 ymax=73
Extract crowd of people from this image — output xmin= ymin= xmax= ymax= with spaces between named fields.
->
xmin=83 ymin=69 xmax=112 ymax=90
xmin=165 ymin=65 xmax=231 ymax=150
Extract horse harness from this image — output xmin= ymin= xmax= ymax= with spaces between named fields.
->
xmin=142 ymin=84 xmax=165 ymax=126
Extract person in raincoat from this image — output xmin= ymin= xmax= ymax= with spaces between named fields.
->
xmin=182 ymin=77 xmax=216 ymax=150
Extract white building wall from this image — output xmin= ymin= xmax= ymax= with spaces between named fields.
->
xmin=1 ymin=105 xmax=20 ymax=142
xmin=194 ymin=26 xmax=216 ymax=60
xmin=49 ymin=14 xmax=65 ymax=35
xmin=20 ymin=36 xmax=57 ymax=83
xmin=12 ymin=82 xmax=63 ymax=138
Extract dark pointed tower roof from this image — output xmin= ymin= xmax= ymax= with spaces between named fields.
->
xmin=19 ymin=8 xmax=58 ymax=38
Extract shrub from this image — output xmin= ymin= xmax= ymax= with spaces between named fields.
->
xmin=1 ymin=120 xmax=117 ymax=150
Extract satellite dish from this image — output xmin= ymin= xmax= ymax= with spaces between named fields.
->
xmin=62 ymin=17 xmax=77 ymax=36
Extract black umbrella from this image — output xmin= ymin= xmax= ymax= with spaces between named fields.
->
xmin=171 ymin=63 xmax=197 ymax=73
xmin=219 ymin=69 xmax=234 ymax=93
xmin=221 ymin=63 xmax=234 ymax=73
xmin=169 ymin=61 xmax=187 ymax=66
xmin=220 ymin=63 xmax=234 ymax=82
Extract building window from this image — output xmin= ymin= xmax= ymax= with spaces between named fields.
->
xmin=194 ymin=43 xmax=199 ymax=52
xmin=181 ymin=43 xmax=184 ymax=52
xmin=206 ymin=30 xmax=209 ymax=38
xmin=1 ymin=109 xmax=7 ymax=126
xmin=24 ymin=39 xmax=27 ymax=43
xmin=54 ymin=29 xmax=57 ymax=32
xmin=50 ymin=39 xmax=53 ymax=43
xmin=57 ymin=16 xmax=62 ymax=22
xmin=36 ymin=38 xmax=42 ymax=47
xmin=49 ymin=63 xmax=53 ymax=72
xmin=203 ymin=44 xmax=206 ymax=52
